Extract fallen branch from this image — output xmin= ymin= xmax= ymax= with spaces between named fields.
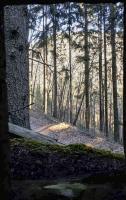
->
xmin=9 ymin=123 xmax=63 ymax=145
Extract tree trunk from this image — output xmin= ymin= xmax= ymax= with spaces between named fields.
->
xmin=9 ymin=123 xmax=62 ymax=145
xmin=84 ymin=5 xmax=90 ymax=129
xmin=43 ymin=5 xmax=46 ymax=112
xmin=59 ymin=73 xmax=67 ymax=119
xmin=73 ymin=90 xmax=85 ymax=126
xmin=68 ymin=2 xmax=72 ymax=123
xmin=45 ymin=5 xmax=48 ymax=114
xmin=30 ymin=49 xmax=34 ymax=105
xmin=98 ymin=5 xmax=104 ymax=132
xmin=52 ymin=4 xmax=57 ymax=118
xmin=0 ymin=6 xmax=10 ymax=199
xmin=4 ymin=6 xmax=30 ymax=128
xmin=110 ymin=4 xmax=119 ymax=142
xmin=103 ymin=6 xmax=108 ymax=136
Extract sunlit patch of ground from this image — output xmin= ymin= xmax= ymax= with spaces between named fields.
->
xmin=31 ymin=122 xmax=71 ymax=135
xmin=48 ymin=123 xmax=71 ymax=132
xmin=85 ymin=143 xmax=94 ymax=148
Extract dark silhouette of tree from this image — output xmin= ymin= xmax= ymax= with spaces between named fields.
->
xmin=0 ymin=6 xmax=10 ymax=199
xmin=103 ymin=6 xmax=108 ymax=136
xmin=98 ymin=5 xmax=104 ymax=132
xmin=110 ymin=4 xmax=119 ymax=142
xmin=84 ymin=4 xmax=90 ymax=129
xmin=52 ymin=4 xmax=58 ymax=118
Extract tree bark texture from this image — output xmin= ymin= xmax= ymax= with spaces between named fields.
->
xmin=4 ymin=6 xmax=30 ymax=128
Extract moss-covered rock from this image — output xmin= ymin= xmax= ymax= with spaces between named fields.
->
xmin=10 ymin=138 xmax=125 ymax=160
xmin=10 ymin=138 xmax=125 ymax=180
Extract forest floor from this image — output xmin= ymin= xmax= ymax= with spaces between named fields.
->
xmin=30 ymin=110 xmax=124 ymax=154
xmin=10 ymin=129 xmax=126 ymax=199
xmin=10 ymin=110 xmax=125 ymax=199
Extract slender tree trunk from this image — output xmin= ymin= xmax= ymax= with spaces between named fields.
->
xmin=30 ymin=49 xmax=34 ymax=105
xmin=59 ymin=73 xmax=67 ymax=119
xmin=43 ymin=5 xmax=46 ymax=112
xmin=75 ymin=73 xmax=82 ymax=114
xmin=103 ymin=7 xmax=108 ymax=136
xmin=84 ymin=5 xmax=90 ymax=129
xmin=52 ymin=4 xmax=57 ymax=118
xmin=68 ymin=2 xmax=72 ymax=123
xmin=90 ymin=70 xmax=93 ymax=127
xmin=45 ymin=5 xmax=48 ymax=114
xmin=32 ymin=62 xmax=39 ymax=100
xmin=110 ymin=4 xmax=119 ymax=142
xmin=93 ymin=97 xmax=96 ymax=135
xmin=98 ymin=6 xmax=104 ymax=132
xmin=73 ymin=90 xmax=85 ymax=126
xmin=66 ymin=89 xmax=70 ymax=121
xmin=109 ymin=95 xmax=112 ymax=134
xmin=0 ymin=6 xmax=10 ymax=199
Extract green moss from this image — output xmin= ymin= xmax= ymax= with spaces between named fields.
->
xmin=10 ymin=138 xmax=125 ymax=160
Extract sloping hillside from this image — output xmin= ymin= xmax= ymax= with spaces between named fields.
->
xmin=30 ymin=111 xmax=124 ymax=154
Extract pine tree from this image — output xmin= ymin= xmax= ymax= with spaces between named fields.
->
xmin=110 ymin=4 xmax=119 ymax=142
xmin=84 ymin=4 xmax=90 ymax=129
xmin=52 ymin=4 xmax=58 ymax=118
xmin=98 ymin=5 xmax=104 ymax=132
xmin=103 ymin=6 xmax=108 ymax=136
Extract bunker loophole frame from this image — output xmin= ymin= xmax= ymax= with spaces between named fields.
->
xmin=0 ymin=0 xmax=126 ymax=154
